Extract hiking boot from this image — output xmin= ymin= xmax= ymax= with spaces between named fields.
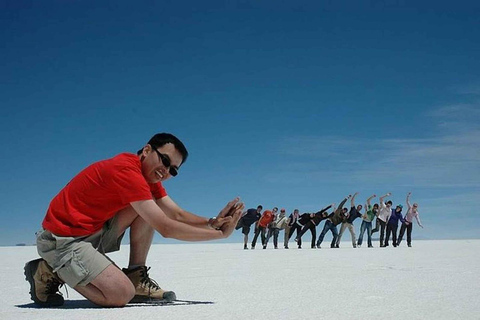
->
xmin=24 ymin=258 xmax=64 ymax=307
xmin=123 ymin=266 xmax=176 ymax=303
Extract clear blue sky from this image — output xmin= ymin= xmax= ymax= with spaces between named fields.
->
xmin=1 ymin=1 xmax=479 ymax=245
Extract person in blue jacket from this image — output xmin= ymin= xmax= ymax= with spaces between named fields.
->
xmin=385 ymin=204 xmax=403 ymax=247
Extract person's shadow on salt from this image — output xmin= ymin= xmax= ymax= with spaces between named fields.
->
xmin=17 ymin=299 xmax=214 ymax=309
xmin=17 ymin=300 xmax=99 ymax=309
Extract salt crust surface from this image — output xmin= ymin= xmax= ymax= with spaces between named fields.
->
xmin=1 ymin=240 xmax=479 ymax=320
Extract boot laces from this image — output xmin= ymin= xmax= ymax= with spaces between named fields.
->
xmin=140 ymin=267 xmax=161 ymax=293
xmin=42 ymin=273 xmax=67 ymax=297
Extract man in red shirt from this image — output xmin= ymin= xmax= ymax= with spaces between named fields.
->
xmin=24 ymin=133 xmax=244 ymax=308
xmin=251 ymin=207 xmax=277 ymax=249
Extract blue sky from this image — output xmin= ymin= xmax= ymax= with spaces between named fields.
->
xmin=1 ymin=1 xmax=479 ymax=245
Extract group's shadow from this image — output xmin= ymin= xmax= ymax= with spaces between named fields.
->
xmin=17 ymin=299 xmax=214 ymax=309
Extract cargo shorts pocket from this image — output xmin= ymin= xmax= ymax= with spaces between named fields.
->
xmin=56 ymin=250 xmax=88 ymax=288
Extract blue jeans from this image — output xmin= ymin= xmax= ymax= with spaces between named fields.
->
xmin=265 ymin=228 xmax=280 ymax=248
xmin=357 ymin=220 xmax=372 ymax=247
xmin=316 ymin=220 xmax=338 ymax=247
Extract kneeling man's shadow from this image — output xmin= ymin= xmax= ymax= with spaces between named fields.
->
xmin=17 ymin=299 xmax=215 ymax=309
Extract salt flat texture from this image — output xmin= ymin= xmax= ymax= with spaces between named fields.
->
xmin=1 ymin=240 xmax=479 ymax=320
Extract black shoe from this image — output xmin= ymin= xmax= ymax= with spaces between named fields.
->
xmin=408 ymin=244 xmax=412 ymax=247
xmin=284 ymin=246 xmax=289 ymax=249
xmin=298 ymin=246 xmax=302 ymax=249
xmin=262 ymin=245 xmax=267 ymax=249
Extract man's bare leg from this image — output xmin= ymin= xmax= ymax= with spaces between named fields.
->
xmin=73 ymin=206 xmax=153 ymax=307
xmin=74 ymin=265 xmax=135 ymax=307
xmin=113 ymin=205 xmax=154 ymax=267
xmin=128 ymin=213 xmax=154 ymax=267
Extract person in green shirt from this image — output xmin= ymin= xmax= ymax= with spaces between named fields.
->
xmin=357 ymin=194 xmax=378 ymax=248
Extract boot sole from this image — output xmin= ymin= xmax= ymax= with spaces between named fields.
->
xmin=130 ymin=291 xmax=177 ymax=303
xmin=24 ymin=259 xmax=64 ymax=307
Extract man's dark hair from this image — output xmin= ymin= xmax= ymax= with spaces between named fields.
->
xmin=137 ymin=133 xmax=189 ymax=165
xmin=257 ymin=205 xmax=263 ymax=210
xmin=386 ymin=200 xmax=393 ymax=205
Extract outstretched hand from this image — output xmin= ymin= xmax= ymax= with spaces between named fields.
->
xmin=213 ymin=197 xmax=245 ymax=237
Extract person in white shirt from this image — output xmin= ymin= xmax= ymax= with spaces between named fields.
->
xmin=371 ymin=192 xmax=392 ymax=247
xmin=265 ymin=208 xmax=288 ymax=249
xmin=397 ymin=192 xmax=424 ymax=247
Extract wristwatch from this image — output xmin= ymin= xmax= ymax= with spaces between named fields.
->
xmin=208 ymin=217 xmax=219 ymax=230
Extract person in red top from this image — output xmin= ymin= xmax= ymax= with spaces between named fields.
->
xmin=251 ymin=207 xmax=277 ymax=249
xmin=24 ymin=133 xmax=244 ymax=308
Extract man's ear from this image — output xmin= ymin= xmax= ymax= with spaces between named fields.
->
xmin=142 ymin=144 xmax=153 ymax=156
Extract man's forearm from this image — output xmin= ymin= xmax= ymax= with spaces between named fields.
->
xmin=132 ymin=201 xmax=225 ymax=240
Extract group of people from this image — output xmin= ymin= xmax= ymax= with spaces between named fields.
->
xmin=236 ymin=192 xmax=424 ymax=250
xmin=22 ymin=131 xmax=425 ymax=310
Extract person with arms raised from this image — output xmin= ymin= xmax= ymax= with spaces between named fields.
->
xmin=372 ymin=193 xmax=392 ymax=247
xmin=357 ymin=194 xmax=377 ymax=248
xmin=397 ymin=192 xmax=424 ymax=247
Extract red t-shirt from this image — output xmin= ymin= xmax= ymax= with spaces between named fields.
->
xmin=258 ymin=210 xmax=274 ymax=228
xmin=42 ymin=153 xmax=167 ymax=236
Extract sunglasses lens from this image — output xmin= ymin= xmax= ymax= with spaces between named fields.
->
xmin=161 ymin=155 xmax=170 ymax=167
xmin=155 ymin=149 xmax=178 ymax=177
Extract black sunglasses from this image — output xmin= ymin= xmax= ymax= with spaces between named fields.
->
xmin=152 ymin=148 xmax=178 ymax=177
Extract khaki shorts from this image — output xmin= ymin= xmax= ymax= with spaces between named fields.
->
xmin=36 ymin=216 xmax=125 ymax=288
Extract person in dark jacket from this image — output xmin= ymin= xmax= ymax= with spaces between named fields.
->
xmin=285 ymin=209 xmax=301 ymax=249
xmin=336 ymin=192 xmax=362 ymax=248
xmin=236 ymin=205 xmax=262 ymax=249
xmin=385 ymin=204 xmax=403 ymax=247
xmin=316 ymin=195 xmax=351 ymax=248
xmin=294 ymin=204 xmax=333 ymax=248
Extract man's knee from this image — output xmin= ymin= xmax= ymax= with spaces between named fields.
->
xmin=101 ymin=282 xmax=135 ymax=307
xmin=85 ymin=265 xmax=136 ymax=307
